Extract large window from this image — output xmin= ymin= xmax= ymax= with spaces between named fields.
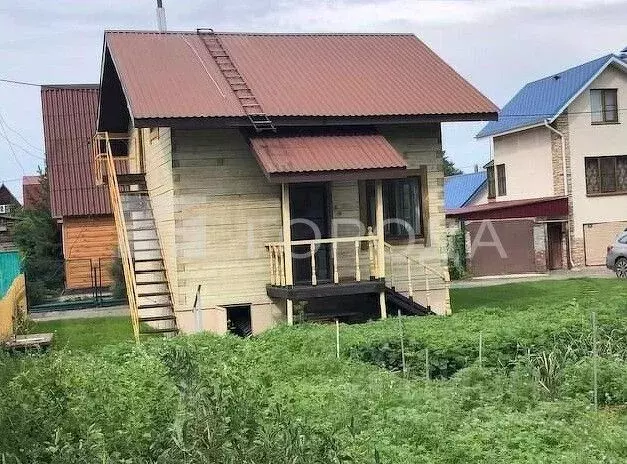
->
xmin=591 ymin=89 xmax=618 ymax=124
xmin=585 ymin=156 xmax=627 ymax=194
xmin=496 ymin=164 xmax=507 ymax=196
xmin=363 ymin=177 xmax=423 ymax=239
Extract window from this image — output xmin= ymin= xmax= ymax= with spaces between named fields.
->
xmin=0 ymin=205 xmax=8 ymax=214
xmin=496 ymin=164 xmax=507 ymax=196
xmin=591 ymin=89 xmax=618 ymax=124
xmin=585 ymin=156 xmax=627 ymax=194
xmin=363 ymin=177 xmax=423 ymax=239
xmin=486 ymin=165 xmax=496 ymax=199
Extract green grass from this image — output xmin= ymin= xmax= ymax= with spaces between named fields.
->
xmin=32 ymin=316 xmax=135 ymax=351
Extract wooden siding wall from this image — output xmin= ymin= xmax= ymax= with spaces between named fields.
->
xmin=62 ymin=216 xmax=117 ymax=289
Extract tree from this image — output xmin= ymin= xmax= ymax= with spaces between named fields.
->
xmin=443 ymin=151 xmax=463 ymax=176
xmin=11 ymin=167 xmax=64 ymax=304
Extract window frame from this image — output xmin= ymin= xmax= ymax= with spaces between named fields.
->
xmin=590 ymin=89 xmax=619 ymax=125
xmin=486 ymin=165 xmax=496 ymax=199
xmin=496 ymin=163 xmax=507 ymax=196
xmin=361 ymin=176 xmax=425 ymax=242
xmin=584 ymin=155 xmax=627 ymax=196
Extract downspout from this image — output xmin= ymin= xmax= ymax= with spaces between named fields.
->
xmin=544 ymin=119 xmax=575 ymax=268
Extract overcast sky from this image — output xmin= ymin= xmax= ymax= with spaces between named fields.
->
xmin=1 ymin=0 xmax=626 ymax=200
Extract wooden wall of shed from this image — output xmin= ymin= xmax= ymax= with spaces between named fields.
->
xmin=62 ymin=216 xmax=117 ymax=289
xmin=170 ymin=129 xmax=284 ymax=331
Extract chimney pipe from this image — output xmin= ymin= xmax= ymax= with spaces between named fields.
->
xmin=474 ymin=164 xmax=478 ymax=173
xmin=156 ymin=0 xmax=167 ymax=32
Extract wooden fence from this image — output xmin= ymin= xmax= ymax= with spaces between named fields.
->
xmin=0 ymin=274 xmax=27 ymax=341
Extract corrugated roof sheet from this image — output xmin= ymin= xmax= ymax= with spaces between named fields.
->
xmin=42 ymin=85 xmax=112 ymax=217
xmin=0 ymin=184 xmax=19 ymax=206
xmin=249 ymin=134 xmax=407 ymax=180
xmin=477 ymin=54 xmax=624 ymax=138
xmin=446 ymin=196 xmax=568 ymax=220
xmin=104 ymin=31 xmax=498 ymax=120
xmin=444 ymin=171 xmax=487 ymax=209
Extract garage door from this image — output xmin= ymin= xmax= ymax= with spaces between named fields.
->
xmin=466 ymin=219 xmax=536 ymax=276
xmin=584 ymin=221 xmax=627 ymax=266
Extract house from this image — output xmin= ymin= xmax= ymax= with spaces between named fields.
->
xmin=0 ymin=184 xmax=20 ymax=251
xmin=461 ymin=51 xmax=627 ymax=276
xmin=444 ymin=171 xmax=488 ymax=210
xmin=94 ymin=30 xmax=497 ymax=337
xmin=42 ymin=85 xmax=118 ymax=290
xmin=22 ymin=176 xmax=43 ymax=210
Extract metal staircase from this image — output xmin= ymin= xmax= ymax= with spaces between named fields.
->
xmin=197 ymin=29 xmax=276 ymax=133
xmin=94 ymin=133 xmax=177 ymax=341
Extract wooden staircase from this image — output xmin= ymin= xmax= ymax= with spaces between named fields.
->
xmin=95 ymin=133 xmax=177 ymax=341
xmin=385 ymin=286 xmax=433 ymax=316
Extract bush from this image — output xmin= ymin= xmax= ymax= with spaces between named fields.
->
xmin=560 ymin=357 xmax=627 ymax=406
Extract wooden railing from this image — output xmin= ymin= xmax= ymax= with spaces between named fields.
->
xmin=94 ymin=132 xmax=141 ymax=342
xmin=384 ymin=243 xmax=449 ymax=309
xmin=266 ymin=234 xmax=381 ymax=286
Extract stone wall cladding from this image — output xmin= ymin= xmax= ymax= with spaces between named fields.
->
xmin=533 ymin=222 xmax=547 ymax=273
xmin=550 ymin=113 xmax=578 ymax=267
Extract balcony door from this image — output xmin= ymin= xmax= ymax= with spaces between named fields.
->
xmin=289 ymin=183 xmax=331 ymax=284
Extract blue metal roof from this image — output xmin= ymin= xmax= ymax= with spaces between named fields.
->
xmin=444 ymin=171 xmax=487 ymax=209
xmin=477 ymin=54 xmax=617 ymax=138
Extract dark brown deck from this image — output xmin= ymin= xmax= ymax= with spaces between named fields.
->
xmin=266 ymin=279 xmax=385 ymax=300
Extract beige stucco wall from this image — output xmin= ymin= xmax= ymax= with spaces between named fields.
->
xmin=567 ymin=63 xmax=627 ymax=243
xmin=493 ymin=126 xmax=554 ymax=201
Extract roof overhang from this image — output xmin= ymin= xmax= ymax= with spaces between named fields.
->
xmin=446 ymin=196 xmax=568 ymax=220
xmin=249 ymin=133 xmax=408 ymax=184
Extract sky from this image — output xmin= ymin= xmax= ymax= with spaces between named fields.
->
xmin=0 ymin=0 xmax=626 ymax=201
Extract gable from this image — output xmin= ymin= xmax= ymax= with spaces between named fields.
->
xmin=0 ymin=185 xmax=19 ymax=206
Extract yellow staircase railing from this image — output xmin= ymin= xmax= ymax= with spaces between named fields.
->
xmin=94 ymin=132 xmax=141 ymax=342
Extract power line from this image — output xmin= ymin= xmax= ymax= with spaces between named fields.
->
xmin=0 ymin=114 xmax=25 ymax=174
xmin=0 ymin=78 xmax=41 ymax=87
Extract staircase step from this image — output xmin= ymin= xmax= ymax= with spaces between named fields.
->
xmin=127 ymin=227 xmax=157 ymax=232
xmin=138 ymin=291 xmax=171 ymax=298
xmin=136 ymin=280 xmax=169 ymax=285
xmin=132 ymin=248 xmax=162 ymax=252
xmin=129 ymin=238 xmax=159 ymax=242
xmin=116 ymin=173 xmax=146 ymax=185
xmin=139 ymin=315 xmax=177 ymax=323
xmin=135 ymin=269 xmax=166 ymax=274
xmin=134 ymin=258 xmax=163 ymax=263
xmin=127 ymin=218 xmax=154 ymax=222
xmin=138 ymin=302 xmax=172 ymax=310
xmin=121 ymin=190 xmax=149 ymax=196
xmin=140 ymin=327 xmax=178 ymax=335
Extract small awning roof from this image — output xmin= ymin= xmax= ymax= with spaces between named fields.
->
xmin=446 ymin=196 xmax=569 ymax=220
xmin=249 ymin=134 xmax=407 ymax=183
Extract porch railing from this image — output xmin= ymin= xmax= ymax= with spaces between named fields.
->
xmin=266 ymin=234 xmax=380 ymax=287
xmin=384 ymin=243 xmax=449 ymax=309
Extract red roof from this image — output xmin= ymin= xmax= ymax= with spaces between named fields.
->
xmin=22 ymin=176 xmax=43 ymax=209
xmin=42 ymin=85 xmax=112 ymax=217
xmin=249 ymin=134 xmax=407 ymax=182
xmin=103 ymin=31 xmax=498 ymax=121
xmin=446 ymin=196 xmax=569 ymax=220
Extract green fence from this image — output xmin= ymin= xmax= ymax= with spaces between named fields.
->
xmin=0 ymin=251 xmax=21 ymax=299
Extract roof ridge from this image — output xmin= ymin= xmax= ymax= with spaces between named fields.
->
xmin=522 ymin=53 xmax=614 ymax=87
xmin=41 ymin=84 xmax=99 ymax=89
xmin=104 ymin=29 xmax=415 ymax=37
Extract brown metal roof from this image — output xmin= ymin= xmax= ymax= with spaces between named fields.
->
xmin=446 ymin=196 xmax=569 ymax=220
xmin=22 ymin=176 xmax=43 ymax=210
xmin=249 ymin=134 xmax=407 ymax=183
xmin=103 ymin=31 xmax=498 ymax=121
xmin=42 ymin=85 xmax=112 ymax=217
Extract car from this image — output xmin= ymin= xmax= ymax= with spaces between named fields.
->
xmin=606 ymin=230 xmax=627 ymax=278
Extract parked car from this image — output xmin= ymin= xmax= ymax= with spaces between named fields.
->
xmin=606 ymin=230 xmax=627 ymax=278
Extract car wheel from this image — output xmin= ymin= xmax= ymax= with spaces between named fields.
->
xmin=615 ymin=257 xmax=627 ymax=278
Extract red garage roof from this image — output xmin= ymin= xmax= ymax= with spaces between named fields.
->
xmin=42 ymin=85 xmax=112 ymax=217
xmin=446 ymin=196 xmax=569 ymax=220
xmin=249 ymin=134 xmax=407 ymax=182
xmin=102 ymin=31 xmax=498 ymax=123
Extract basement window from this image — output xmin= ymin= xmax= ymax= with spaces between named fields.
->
xmin=226 ymin=305 xmax=252 ymax=337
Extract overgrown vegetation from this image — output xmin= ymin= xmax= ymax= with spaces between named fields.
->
xmin=11 ymin=169 xmax=64 ymax=305
xmin=2 ymin=279 xmax=627 ymax=463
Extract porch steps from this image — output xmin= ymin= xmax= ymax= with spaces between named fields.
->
xmin=197 ymin=29 xmax=276 ymax=133
xmin=118 ymin=173 xmax=178 ymax=336
xmin=384 ymin=286 xmax=433 ymax=316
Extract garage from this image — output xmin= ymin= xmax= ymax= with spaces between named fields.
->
xmin=584 ymin=221 xmax=627 ymax=266
xmin=466 ymin=219 xmax=536 ymax=276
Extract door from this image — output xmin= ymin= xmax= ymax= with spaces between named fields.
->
xmin=289 ymin=183 xmax=331 ymax=284
xmin=547 ymin=223 xmax=563 ymax=270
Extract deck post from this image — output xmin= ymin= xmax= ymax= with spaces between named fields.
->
xmin=375 ymin=180 xmax=387 ymax=319
xmin=282 ymin=183 xmax=294 ymax=325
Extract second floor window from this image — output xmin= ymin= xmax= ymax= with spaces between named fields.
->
xmin=496 ymin=164 xmax=507 ymax=196
xmin=487 ymin=165 xmax=496 ymax=199
xmin=591 ymin=89 xmax=618 ymax=124
xmin=585 ymin=155 xmax=627 ymax=194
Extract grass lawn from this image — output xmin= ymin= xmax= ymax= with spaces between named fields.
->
xmin=32 ymin=316 xmax=135 ymax=351
xmin=25 ymin=277 xmax=626 ymax=352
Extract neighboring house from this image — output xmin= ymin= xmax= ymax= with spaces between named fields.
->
xmin=22 ymin=175 xmax=43 ymax=210
xmin=94 ymin=30 xmax=497 ymax=335
xmin=444 ymin=171 xmax=488 ymax=210
xmin=42 ymin=85 xmax=118 ymax=290
xmin=0 ymin=184 xmax=20 ymax=251
xmin=464 ymin=51 xmax=627 ymax=276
